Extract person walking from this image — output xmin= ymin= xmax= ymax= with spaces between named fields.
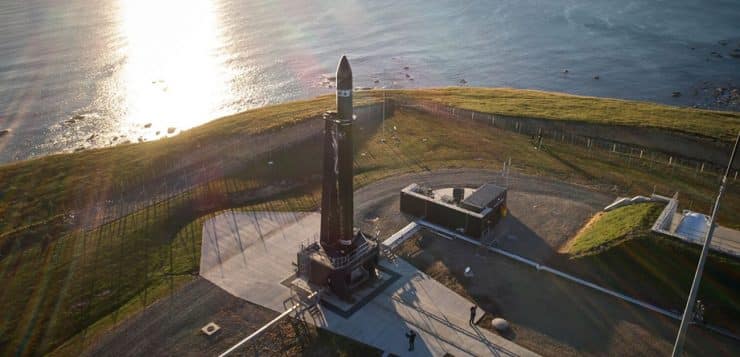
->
xmin=405 ymin=329 xmax=417 ymax=351
xmin=470 ymin=305 xmax=477 ymax=325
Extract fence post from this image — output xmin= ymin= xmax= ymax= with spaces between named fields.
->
xmin=536 ymin=128 xmax=543 ymax=150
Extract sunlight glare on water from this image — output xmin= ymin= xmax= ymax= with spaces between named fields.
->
xmin=0 ymin=0 xmax=738 ymax=163
xmin=116 ymin=0 xmax=234 ymax=139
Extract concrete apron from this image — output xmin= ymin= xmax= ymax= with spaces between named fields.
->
xmin=200 ymin=211 xmax=538 ymax=356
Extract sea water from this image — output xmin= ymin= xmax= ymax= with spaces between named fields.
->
xmin=1 ymin=0 xmax=738 ymax=162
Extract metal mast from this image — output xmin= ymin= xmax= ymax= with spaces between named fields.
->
xmin=672 ymin=131 xmax=740 ymax=356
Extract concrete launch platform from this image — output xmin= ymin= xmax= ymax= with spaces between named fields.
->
xmin=200 ymin=210 xmax=537 ymax=356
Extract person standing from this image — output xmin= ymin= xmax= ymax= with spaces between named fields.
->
xmin=405 ymin=329 xmax=417 ymax=351
xmin=470 ymin=305 xmax=477 ymax=325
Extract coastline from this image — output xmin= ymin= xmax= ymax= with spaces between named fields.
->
xmin=2 ymin=87 xmax=739 ymax=165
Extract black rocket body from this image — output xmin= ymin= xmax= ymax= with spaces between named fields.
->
xmin=320 ymin=56 xmax=355 ymax=256
xmin=298 ymin=55 xmax=380 ymax=301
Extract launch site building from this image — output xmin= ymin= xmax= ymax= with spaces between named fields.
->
xmin=400 ymin=183 xmax=508 ymax=241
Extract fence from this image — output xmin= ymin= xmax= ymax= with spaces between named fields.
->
xmin=69 ymin=102 xmax=391 ymax=232
xmin=53 ymin=97 xmax=740 ymax=234
xmin=398 ymin=99 xmax=738 ymax=183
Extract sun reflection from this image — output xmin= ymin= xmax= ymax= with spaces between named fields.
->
xmin=118 ymin=0 xmax=232 ymax=139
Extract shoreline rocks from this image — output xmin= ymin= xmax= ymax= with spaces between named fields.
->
xmin=687 ymin=81 xmax=740 ymax=110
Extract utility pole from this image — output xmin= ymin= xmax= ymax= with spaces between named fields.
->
xmin=672 ymin=131 xmax=740 ymax=356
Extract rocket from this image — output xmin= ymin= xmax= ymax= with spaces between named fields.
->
xmin=320 ymin=56 xmax=355 ymax=256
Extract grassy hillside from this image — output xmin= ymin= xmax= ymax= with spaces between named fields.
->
xmin=0 ymin=93 xmax=380 ymax=237
xmin=560 ymin=232 xmax=740 ymax=333
xmin=1 ymin=89 xmax=739 ymax=355
xmin=2 ymin=88 xmax=738 ymax=238
xmin=567 ymin=202 xmax=665 ymax=256
xmin=50 ymin=108 xmax=740 ymax=354
xmin=555 ymin=204 xmax=739 ymax=332
xmin=387 ymin=87 xmax=740 ymax=141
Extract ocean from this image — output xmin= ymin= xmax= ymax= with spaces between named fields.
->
xmin=1 ymin=0 xmax=739 ymax=163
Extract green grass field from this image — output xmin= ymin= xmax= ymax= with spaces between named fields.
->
xmin=0 ymin=93 xmax=380 ymax=237
xmin=1 ymin=88 xmax=739 ymax=355
xmin=567 ymin=202 xmax=665 ymax=256
xmin=388 ymin=87 xmax=740 ymax=141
